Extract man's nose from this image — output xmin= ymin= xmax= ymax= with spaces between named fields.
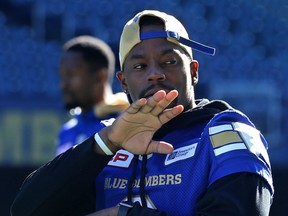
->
xmin=147 ymin=66 xmax=166 ymax=81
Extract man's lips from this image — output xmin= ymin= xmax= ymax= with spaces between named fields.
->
xmin=143 ymin=88 xmax=170 ymax=98
xmin=140 ymin=84 xmax=175 ymax=99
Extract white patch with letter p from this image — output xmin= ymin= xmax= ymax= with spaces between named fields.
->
xmin=108 ymin=150 xmax=134 ymax=168
xmin=165 ymin=143 xmax=198 ymax=166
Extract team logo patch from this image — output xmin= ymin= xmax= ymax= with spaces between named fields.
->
xmin=165 ymin=143 xmax=198 ymax=165
xmin=108 ymin=149 xmax=134 ymax=168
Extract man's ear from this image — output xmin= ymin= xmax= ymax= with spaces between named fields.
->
xmin=191 ymin=60 xmax=199 ymax=86
xmin=116 ymin=71 xmax=128 ymax=93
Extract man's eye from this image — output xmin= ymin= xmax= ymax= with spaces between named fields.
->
xmin=134 ymin=64 xmax=145 ymax=69
xmin=165 ymin=59 xmax=177 ymax=65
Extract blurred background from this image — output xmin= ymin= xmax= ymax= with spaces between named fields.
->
xmin=0 ymin=0 xmax=287 ymax=215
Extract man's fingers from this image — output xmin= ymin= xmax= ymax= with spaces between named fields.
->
xmin=140 ymin=97 xmax=159 ymax=113
xmin=131 ymin=90 xmax=178 ymax=115
xmin=127 ymin=98 xmax=147 ymax=114
xmin=140 ymin=90 xmax=166 ymax=113
xmin=150 ymin=90 xmax=178 ymax=115
xmin=159 ymin=105 xmax=184 ymax=124
xmin=147 ymin=141 xmax=174 ymax=154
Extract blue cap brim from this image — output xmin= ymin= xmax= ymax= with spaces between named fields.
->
xmin=140 ymin=31 xmax=216 ymax=56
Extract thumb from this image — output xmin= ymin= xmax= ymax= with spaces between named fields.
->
xmin=147 ymin=141 xmax=174 ymax=154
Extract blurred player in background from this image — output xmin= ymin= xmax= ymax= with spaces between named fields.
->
xmin=56 ymin=35 xmax=129 ymax=155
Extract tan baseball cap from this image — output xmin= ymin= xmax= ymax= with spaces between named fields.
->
xmin=119 ymin=10 xmax=216 ymax=70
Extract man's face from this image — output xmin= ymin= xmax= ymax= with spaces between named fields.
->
xmin=118 ymin=25 xmax=198 ymax=110
xmin=59 ymin=51 xmax=99 ymax=111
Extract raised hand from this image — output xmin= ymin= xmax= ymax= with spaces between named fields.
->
xmin=101 ymin=90 xmax=184 ymax=155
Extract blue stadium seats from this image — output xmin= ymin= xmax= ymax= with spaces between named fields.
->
xmin=0 ymin=0 xmax=286 ymax=104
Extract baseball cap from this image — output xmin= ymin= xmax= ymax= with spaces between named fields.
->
xmin=119 ymin=10 xmax=216 ymax=70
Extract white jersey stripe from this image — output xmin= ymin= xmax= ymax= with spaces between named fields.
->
xmin=209 ymin=124 xmax=233 ymax=135
xmin=214 ymin=142 xmax=247 ymax=156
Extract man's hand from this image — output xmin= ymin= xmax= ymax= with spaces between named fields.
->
xmin=100 ymin=90 xmax=183 ymax=155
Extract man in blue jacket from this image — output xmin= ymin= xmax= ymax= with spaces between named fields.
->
xmin=11 ymin=10 xmax=273 ymax=216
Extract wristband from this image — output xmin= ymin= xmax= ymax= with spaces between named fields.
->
xmin=94 ymin=132 xmax=113 ymax=155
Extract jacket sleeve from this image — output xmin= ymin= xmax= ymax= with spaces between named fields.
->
xmin=11 ymin=136 xmax=113 ymax=216
xmin=196 ymin=172 xmax=273 ymax=216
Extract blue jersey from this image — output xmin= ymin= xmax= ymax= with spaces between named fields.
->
xmin=56 ymin=109 xmax=117 ymax=155
xmin=95 ymin=104 xmax=273 ymax=215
